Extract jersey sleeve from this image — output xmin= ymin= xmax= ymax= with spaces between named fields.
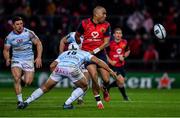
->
xmin=84 ymin=52 xmax=93 ymax=62
xmin=4 ymin=36 xmax=11 ymax=47
xmin=29 ymin=30 xmax=39 ymax=41
xmin=104 ymin=25 xmax=111 ymax=37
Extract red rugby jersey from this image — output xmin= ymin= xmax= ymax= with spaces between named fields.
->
xmin=77 ymin=18 xmax=111 ymax=51
xmin=108 ymin=39 xmax=128 ymax=67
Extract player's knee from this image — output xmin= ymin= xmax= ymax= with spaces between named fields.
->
xmin=41 ymin=86 xmax=50 ymax=93
xmin=82 ymin=85 xmax=88 ymax=92
xmin=24 ymin=78 xmax=33 ymax=85
xmin=80 ymin=81 xmax=88 ymax=91
xmin=13 ymin=74 xmax=21 ymax=81
xmin=103 ymin=78 xmax=109 ymax=83
xmin=14 ymin=77 xmax=21 ymax=83
xmin=117 ymin=77 xmax=125 ymax=85
xmin=25 ymin=81 xmax=32 ymax=86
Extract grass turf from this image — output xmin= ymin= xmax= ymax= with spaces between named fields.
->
xmin=0 ymin=87 xmax=180 ymax=117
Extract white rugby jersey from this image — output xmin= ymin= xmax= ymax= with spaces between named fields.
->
xmin=66 ymin=32 xmax=83 ymax=47
xmin=55 ymin=49 xmax=93 ymax=67
xmin=5 ymin=28 xmax=39 ymax=61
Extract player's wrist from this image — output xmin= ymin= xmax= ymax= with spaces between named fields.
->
xmin=93 ymin=48 xmax=100 ymax=54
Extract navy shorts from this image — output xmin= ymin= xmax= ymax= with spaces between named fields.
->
xmin=109 ymin=65 xmax=126 ymax=77
xmin=85 ymin=50 xmax=107 ymax=68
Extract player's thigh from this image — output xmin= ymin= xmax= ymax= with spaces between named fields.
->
xmin=83 ymin=71 xmax=90 ymax=81
xmin=11 ymin=67 xmax=22 ymax=80
xmin=86 ymin=64 xmax=98 ymax=81
xmin=116 ymin=74 xmax=125 ymax=84
xmin=24 ymin=71 xmax=34 ymax=83
xmin=98 ymin=67 xmax=110 ymax=82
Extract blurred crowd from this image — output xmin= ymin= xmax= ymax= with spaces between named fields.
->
xmin=0 ymin=0 xmax=180 ymax=69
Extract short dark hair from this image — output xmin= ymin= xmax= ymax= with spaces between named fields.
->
xmin=12 ymin=16 xmax=23 ymax=24
xmin=114 ymin=27 xmax=122 ymax=33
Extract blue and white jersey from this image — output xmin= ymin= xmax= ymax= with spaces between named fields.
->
xmin=55 ymin=49 xmax=93 ymax=67
xmin=65 ymin=32 xmax=83 ymax=47
xmin=5 ymin=28 xmax=39 ymax=61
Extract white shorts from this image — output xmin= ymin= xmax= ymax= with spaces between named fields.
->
xmin=11 ymin=60 xmax=34 ymax=72
xmin=50 ymin=65 xmax=84 ymax=83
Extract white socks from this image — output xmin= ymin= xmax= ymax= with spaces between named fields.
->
xmin=24 ymin=87 xmax=85 ymax=105
xmin=25 ymin=88 xmax=44 ymax=104
xmin=17 ymin=93 xmax=23 ymax=102
xmin=97 ymin=100 xmax=102 ymax=105
xmin=65 ymin=88 xmax=84 ymax=105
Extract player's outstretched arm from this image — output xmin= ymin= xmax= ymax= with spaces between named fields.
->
xmin=91 ymin=56 xmax=117 ymax=79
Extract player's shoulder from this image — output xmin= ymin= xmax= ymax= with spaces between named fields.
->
xmin=6 ymin=31 xmax=15 ymax=40
xmin=82 ymin=18 xmax=90 ymax=24
xmin=24 ymin=28 xmax=37 ymax=37
xmin=110 ymin=40 xmax=116 ymax=44
xmin=121 ymin=39 xmax=128 ymax=43
xmin=24 ymin=28 xmax=33 ymax=33
xmin=103 ymin=21 xmax=110 ymax=26
xmin=104 ymin=20 xmax=110 ymax=24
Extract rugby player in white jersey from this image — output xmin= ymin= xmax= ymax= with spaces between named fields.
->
xmin=19 ymin=43 xmax=117 ymax=109
xmin=59 ymin=32 xmax=89 ymax=104
xmin=3 ymin=16 xmax=43 ymax=109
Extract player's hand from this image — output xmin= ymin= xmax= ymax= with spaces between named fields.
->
xmin=6 ymin=59 xmax=11 ymax=66
xmin=108 ymin=58 xmax=116 ymax=66
xmin=110 ymin=60 xmax=116 ymax=66
xmin=119 ymin=55 xmax=125 ymax=61
xmin=109 ymin=69 xmax=117 ymax=79
xmin=35 ymin=57 xmax=42 ymax=68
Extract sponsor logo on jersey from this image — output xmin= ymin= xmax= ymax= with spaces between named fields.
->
xmin=91 ymin=31 xmax=99 ymax=38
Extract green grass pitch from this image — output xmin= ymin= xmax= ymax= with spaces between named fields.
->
xmin=0 ymin=87 xmax=180 ymax=117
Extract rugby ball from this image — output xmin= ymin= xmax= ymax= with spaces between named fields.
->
xmin=154 ymin=24 xmax=166 ymax=39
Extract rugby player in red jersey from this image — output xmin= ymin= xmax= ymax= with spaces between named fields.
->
xmin=75 ymin=6 xmax=111 ymax=109
xmin=106 ymin=27 xmax=130 ymax=101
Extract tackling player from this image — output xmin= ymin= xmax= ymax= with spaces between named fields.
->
xmin=59 ymin=32 xmax=89 ymax=104
xmin=19 ymin=43 xmax=117 ymax=110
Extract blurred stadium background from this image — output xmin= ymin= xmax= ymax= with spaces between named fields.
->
xmin=0 ymin=0 xmax=180 ymax=88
